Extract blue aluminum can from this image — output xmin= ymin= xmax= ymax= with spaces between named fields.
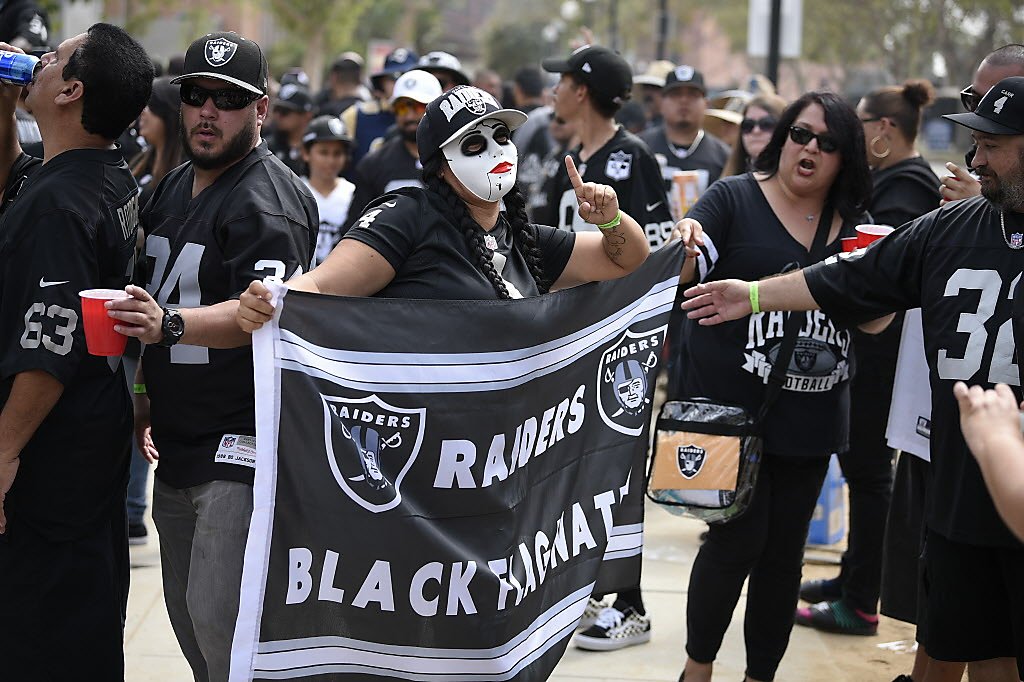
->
xmin=0 ymin=51 xmax=40 ymax=86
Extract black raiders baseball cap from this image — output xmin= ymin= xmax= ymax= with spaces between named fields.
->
xmin=303 ymin=115 xmax=352 ymax=147
xmin=663 ymin=65 xmax=706 ymax=94
xmin=417 ymin=85 xmax=528 ymax=164
xmin=274 ymin=83 xmax=313 ymax=112
xmin=943 ymin=76 xmax=1024 ymax=135
xmin=171 ymin=31 xmax=269 ymax=96
xmin=542 ymin=45 xmax=632 ymax=106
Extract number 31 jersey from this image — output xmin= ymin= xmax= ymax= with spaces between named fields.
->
xmin=804 ymin=195 xmax=1024 ymax=547
xmin=141 ymin=142 xmax=317 ymax=489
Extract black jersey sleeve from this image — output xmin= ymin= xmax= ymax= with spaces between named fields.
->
xmin=803 ymin=213 xmax=931 ymax=326
xmin=685 ymin=176 xmax=737 ymax=281
xmin=342 ymin=192 xmax=427 ymax=271
xmin=219 ymin=210 xmax=315 ymax=296
xmin=533 ymin=223 xmax=576 ymax=283
xmin=0 ymin=209 xmax=94 ymax=386
xmin=621 ymin=149 xmax=674 ymax=248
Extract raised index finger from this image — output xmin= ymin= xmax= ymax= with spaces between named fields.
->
xmin=565 ymin=155 xmax=584 ymax=191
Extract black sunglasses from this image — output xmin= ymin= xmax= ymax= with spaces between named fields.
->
xmin=740 ymin=116 xmax=777 ymax=134
xmin=788 ymin=125 xmax=839 ymax=153
xmin=180 ymin=82 xmax=260 ymax=111
xmin=959 ymin=84 xmax=981 ymax=112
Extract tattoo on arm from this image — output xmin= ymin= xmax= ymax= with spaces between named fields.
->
xmin=603 ymin=227 xmax=626 ymax=262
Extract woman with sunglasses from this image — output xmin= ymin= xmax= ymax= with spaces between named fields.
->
xmin=720 ymin=93 xmax=788 ymax=178
xmin=237 ymin=85 xmax=652 ymax=333
xmin=671 ymin=92 xmax=872 ymax=682
xmin=792 ymin=78 xmax=941 ymax=641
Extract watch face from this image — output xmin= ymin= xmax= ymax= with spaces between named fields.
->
xmin=167 ymin=315 xmax=184 ymax=335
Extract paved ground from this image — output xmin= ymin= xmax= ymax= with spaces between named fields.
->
xmin=124 ymin=497 xmax=924 ymax=681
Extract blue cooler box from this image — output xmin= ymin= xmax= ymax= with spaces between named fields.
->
xmin=808 ymin=454 xmax=845 ymax=545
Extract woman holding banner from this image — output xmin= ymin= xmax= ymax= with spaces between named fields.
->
xmin=671 ymin=91 xmax=873 ymax=682
xmin=237 ymin=84 xmax=694 ymax=318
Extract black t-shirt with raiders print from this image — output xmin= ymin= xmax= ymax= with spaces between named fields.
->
xmin=545 ymin=126 xmax=674 ymax=250
xmin=0 ymin=149 xmax=137 ymax=540
xmin=684 ymin=173 xmax=861 ymax=459
xmin=140 ymin=141 xmax=317 ymax=489
xmin=804 ymin=195 xmax=1024 ymax=548
xmin=343 ymin=186 xmax=575 ymax=300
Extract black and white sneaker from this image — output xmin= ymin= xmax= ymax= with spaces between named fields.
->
xmin=577 ymin=597 xmax=607 ymax=631
xmin=573 ymin=605 xmax=651 ymax=651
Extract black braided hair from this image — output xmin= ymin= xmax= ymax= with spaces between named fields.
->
xmin=422 ymin=156 xmax=511 ymax=299
xmin=503 ymin=185 xmax=548 ymax=294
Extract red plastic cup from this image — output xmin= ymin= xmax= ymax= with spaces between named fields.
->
xmin=856 ymin=224 xmax=894 ymax=248
xmin=841 ymin=237 xmax=859 ymax=252
xmin=79 ymin=288 xmax=130 ymax=356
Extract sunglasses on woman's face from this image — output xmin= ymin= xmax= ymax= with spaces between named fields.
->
xmin=740 ymin=116 xmax=777 ymax=134
xmin=788 ymin=125 xmax=839 ymax=153
xmin=959 ymin=85 xmax=981 ymax=112
xmin=180 ymin=82 xmax=259 ymax=111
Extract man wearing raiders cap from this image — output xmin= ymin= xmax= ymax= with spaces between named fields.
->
xmin=541 ymin=45 xmax=674 ymax=253
xmin=267 ymin=82 xmax=315 ymax=176
xmin=105 ymin=31 xmax=317 ymax=682
xmin=680 ymin=77 xmax=1024 ymax=681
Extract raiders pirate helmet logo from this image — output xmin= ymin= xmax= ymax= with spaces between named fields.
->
xmin=605 ymin=150 xmax=632 ymax=181
xmin=321 ymin=393 xmax=425 ymax=513
xmin=205 ymin=37 xmax=238 ymax=67
xmin=676 ymin=444 xmax=706 ymax=479
xmin=597 ymin=326 xmax=666 ymax=435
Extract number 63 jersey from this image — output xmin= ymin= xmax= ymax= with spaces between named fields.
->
xmin=140 ymin=142 xmax=317 ymax=489
xmin=804 ymin=195 xmax=1024 ymax=548
xmin=0 ymin=149 xmax=138 ymax=540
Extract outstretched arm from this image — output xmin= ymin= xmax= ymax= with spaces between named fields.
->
xmin=681 ymin=269 xmax=818 ymax=325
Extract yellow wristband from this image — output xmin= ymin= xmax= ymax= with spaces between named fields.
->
xmin=749 ymin=282 xmax=760 ymax=314
xmin=597 ymin=211 xmax=622 ymax=231
xmin=133 ymin=383 xmax=147 ymax=395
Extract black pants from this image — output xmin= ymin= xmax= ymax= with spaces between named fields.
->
xmin=686 ymin=453 xmax=829 ymax=682
xmin=0 ymin=501 xmax=129 ymax=681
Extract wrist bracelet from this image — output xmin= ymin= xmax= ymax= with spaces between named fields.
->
xmin=749 ymin=282 xmax=760 ymax=314
xmin=133 ymin=383 xmax=147 ymax=395
xmin=597 ymin=211 xmax=622 ymax=231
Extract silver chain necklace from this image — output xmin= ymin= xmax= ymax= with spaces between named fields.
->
xmin=1001 ymin=211 xmax=1024 ymax=249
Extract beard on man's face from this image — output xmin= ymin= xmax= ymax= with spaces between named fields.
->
xmin=979 ymin=153 xmax=1024 ymax=211
xmin=181 ymin=114 xmax=258 ymax=171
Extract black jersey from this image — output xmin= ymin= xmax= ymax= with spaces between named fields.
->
xmin=344 ymin=187 xmax=575 ymax=300
xmin=685 ymin=173 xmax=861 ymax=457
xmin=870 ymin=157 xmax=941 ymax=229
xmin=267 ymin=131 xmax=306 ymax=177
xmin=141 ymin=141 xmax=317 ymax=489
xmin=803 ymin=196 xmax=1024 ymax=547
xmin=0 ymin=149 xmax=138 ymax=540
xmin=344 ymin=136 xmax=424 ymax=233
xmin=546 ymin=127 xmax=674 ymax=250
xmin=638 ymin=126 xmax=730 ymax=197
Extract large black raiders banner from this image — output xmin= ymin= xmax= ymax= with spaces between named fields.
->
xmin=229 ymin=245 xmax=683 ymax=681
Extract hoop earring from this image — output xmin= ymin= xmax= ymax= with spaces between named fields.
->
xmin=870 ymin=135 xmax=891 ymax=159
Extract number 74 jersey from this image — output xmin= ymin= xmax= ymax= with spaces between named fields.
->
xmin=803 ymin=195 xmax=1024 ymax=547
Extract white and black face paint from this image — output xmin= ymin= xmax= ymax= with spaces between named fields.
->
xmin=442 ymin=119 xmax=517 ymax=202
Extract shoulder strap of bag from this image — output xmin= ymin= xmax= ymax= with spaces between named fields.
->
xmin=756 ymin=205 xmax=834 ymax=424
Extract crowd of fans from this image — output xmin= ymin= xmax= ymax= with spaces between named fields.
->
xmin=0 ymin=8 xmax=1023 ymax=682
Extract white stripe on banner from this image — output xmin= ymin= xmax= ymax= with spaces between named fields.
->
xmin=696 ymin=232 xmax=719 ymax=283
xmin=276 ymin=278 xmax=678 ymax=393
xmin=603 ymin=522 xmax=643 ymax=561
xmin=249 ymin=583 xmax=593 ymax=680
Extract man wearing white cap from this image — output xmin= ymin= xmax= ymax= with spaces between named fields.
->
xmin=345 ymin=69 xmax=443 ymax=230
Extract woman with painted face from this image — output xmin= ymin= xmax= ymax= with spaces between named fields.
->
xmin=236 ymin=85 xmax=649 ymax=319
xmin=671 ymin=91 xmax=873 ymax=682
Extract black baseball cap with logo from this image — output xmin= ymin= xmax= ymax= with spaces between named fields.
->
xmin=303 ymin=115 xmax=353 ymax=147
xmin=943 ymin=76 xmax=1024 ymax=135
xmin=663 ymin=65 xmax=706 ymax=95
xmin=417 ymin=85 xmax=528 ymax=164
xmin=541 ymin=45 xmax=632 ymax=106
xmin=274 ymin=83 xmax=313 ymax=113
xmin=171 ymin=31 xmax=269 ymax=96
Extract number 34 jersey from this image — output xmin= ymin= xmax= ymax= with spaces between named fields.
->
xmin=141 ymin=141 xmax=317 ymax=489
xmin=804 ymin=195 xmax=1024 ymax=547
xmin=0 ymin=150 xmax=137 ymax=539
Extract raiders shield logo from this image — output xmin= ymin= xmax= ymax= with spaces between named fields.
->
xmin=605 ymin=150 xmax=633 ymax=181
xmin=676 ymin=444 xmax=706 ymax=479
xmin=321 ymin=394 xmax=425 ymax=513
xmin=205 ymin=38 xmax=238 ymax=67
xmin=597 ymin=326 xmax=667 ymax=435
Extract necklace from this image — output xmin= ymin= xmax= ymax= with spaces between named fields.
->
xmin=805 ymin=214 xmax=815 ymax=222
xmin=1001 ymin=211 xmax=1023 ymax=249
